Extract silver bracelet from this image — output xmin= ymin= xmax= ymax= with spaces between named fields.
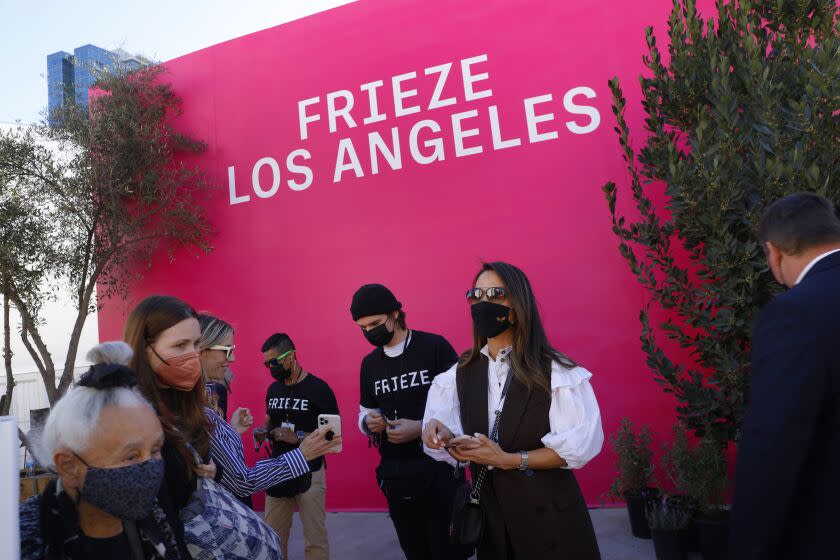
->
xmin=518 ymin=450 xmax=529 ymax=471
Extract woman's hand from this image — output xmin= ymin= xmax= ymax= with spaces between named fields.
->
xmin=422 ymin=419 xmax=455 ymax=449
xmin=450 ymin=434 xmax=517 ymax=469
xmin=195 ymin=459 xmax=217 ymax=479
xmin=230 ymin=407 xmax=254 ymax=435
xmin=447 ymin=435 xmax=483 ymax=451
xmin=298 ymin=427 xmax=342 ymax=461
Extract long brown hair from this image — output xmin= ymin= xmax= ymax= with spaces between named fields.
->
xmin=124 ymin=295 xmax=211 ymax=474
xmin=460 ymin=262 xmax=576 ymax=392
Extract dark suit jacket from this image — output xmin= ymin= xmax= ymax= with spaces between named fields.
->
xmin=730 ymin=250 xmax=840 ymax=559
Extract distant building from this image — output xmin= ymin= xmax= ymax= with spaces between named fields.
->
xmin=47 ymin=44 xmax=151 ymax=121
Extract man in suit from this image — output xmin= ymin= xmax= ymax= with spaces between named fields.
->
xmin=731 ymin=192 xmax=840 ymax=559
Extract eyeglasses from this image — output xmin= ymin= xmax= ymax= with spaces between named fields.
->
xmin=264 ymin=349 xmax=294 ymax=368
xmin=466 ymin=287 xmax=507 ymax=303
xmin=209 ymin=345 xmax=235 ymax=360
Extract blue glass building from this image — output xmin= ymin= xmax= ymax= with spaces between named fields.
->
xmin=47 ymin=44 xmax=149 ymax=122
xmin=46 ymin=51 xmax=75 ymax=116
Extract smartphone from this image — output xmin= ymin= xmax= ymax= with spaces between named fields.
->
xmin=317 ymin=414 xmax=343 ymax=453
xmin=446 ymin=435 xmax=481 ymax=451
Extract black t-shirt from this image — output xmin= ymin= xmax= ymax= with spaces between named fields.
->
xmin=266 ymin=372 xmax=339 ymax=471
xmin=80 ymin=532 xmax=131 ymax=559
xmin=359 ymin=330 xmax=458 ymax=460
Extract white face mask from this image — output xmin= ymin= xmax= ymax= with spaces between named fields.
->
xmin=223 ymin=367 xmax=235 ymax=386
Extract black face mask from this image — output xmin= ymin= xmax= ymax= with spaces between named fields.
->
xmin=270 ymin=364 xmax=292 ymax=381
xmin=364 ymin=319 xmax=396 ymax=347
xmin=471 ymin=301 xmax=513 ymax=339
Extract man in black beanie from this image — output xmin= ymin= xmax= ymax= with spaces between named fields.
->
xmin=350 ymin=284 xmax=472 ymax=560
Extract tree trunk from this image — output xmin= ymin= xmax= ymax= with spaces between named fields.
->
xmin=19 ymin=324 xmax=58 ymax=404
xmin=1 ymin=293 xmax=14 ymax=416
xmin=10 ymin=293 xmax=58 ymax=404
xmin=58 ymin=287 xmax=96 ymax=397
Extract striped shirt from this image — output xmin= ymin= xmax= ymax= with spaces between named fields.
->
xmin=206 ymin=407 xmax=310 ymax=497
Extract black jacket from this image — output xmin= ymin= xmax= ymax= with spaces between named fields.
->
xmin=731 ymin=251 xmax=840 ymax=559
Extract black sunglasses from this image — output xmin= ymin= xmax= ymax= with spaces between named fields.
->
xmin=466 ymin=287 xmax=507 ymax=303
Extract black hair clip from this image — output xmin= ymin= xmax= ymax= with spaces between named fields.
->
xmin=77 ymin=363 xmax=138 ymax=389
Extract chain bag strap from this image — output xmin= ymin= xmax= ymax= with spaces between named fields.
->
xmin=449 ymin=366 xmax=514 ymax=546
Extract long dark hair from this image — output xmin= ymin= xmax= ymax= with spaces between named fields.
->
xmin=124 ymin=295 xmax=211 ymax=475
xmin=460 ymin=262 xmax=576 ymax=392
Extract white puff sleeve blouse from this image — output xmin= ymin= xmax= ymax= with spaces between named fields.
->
xmin=422 ymin=351 xmax=604 ymax=469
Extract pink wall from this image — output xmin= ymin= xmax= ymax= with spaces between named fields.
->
xmin=97 ymin=0 xmax=710 ymax=510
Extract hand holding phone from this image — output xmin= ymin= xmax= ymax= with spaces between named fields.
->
xmin=299 ymin=415 xmax=343 ymax=460
xmin=446 ymin=435 xmax=483 ymax=451
xmin=317 ymin=414 xmax=343 ymax=453
xmin=421 ymin=419 xmax=455 ymax=449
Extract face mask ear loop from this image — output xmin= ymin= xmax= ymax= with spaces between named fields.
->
xmin=149 ymin=345 xmax=170 ymax=366
xmin=72 ymin=452 xmax=92 ymax=468
xmin=69 ymin=452 xmax=91 ymax=506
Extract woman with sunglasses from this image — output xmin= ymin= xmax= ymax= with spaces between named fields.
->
xmin=198 ymin=314 xmax=253 ymax=437
xmin=125 ymin=298 xmax=341 ymax=523
xmin=422 ymin=262 xmax=603 ymax=559
xmin=198 ymin=313 xmax=340 ymax=510
xmin=198 ymin=314 xmax=237 ymax=421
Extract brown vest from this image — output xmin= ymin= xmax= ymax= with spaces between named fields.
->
xmin=456 ymin=354 xmax=600 ymax=560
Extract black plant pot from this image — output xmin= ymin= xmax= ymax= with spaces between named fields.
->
xmin=651 ymin=528 xmax=688 ymax=560
xmin=625 ymin=488 xmax=660 ymax=539
xmin=665 ymin=495 xmax=699 ymax=552
xmin=695 ymin=514 xmax=730 ymax=560
xmin=684 ymin=519 xmax=700 ymax=553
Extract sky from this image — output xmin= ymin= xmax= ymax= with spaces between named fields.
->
xmin=0 ymin=0 xmax=357 ymax=124
xmin=0 ymin=0 xmax=355 ymax=379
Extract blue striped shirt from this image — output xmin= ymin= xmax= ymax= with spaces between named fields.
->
xmin=206 ymin=408 xmax=310 ymax=497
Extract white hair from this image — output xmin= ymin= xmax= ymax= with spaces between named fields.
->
xmin=32 ymin=341 xmax=155 ymax=470
xmin=85 ymin=341 xmax=134 ymax=366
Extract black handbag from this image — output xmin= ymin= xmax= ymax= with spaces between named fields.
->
xmin=449 ymin=371 xmax=513 ymax=546
xmin=266 ymin=471 xmax=312 ymax=498
xmin=266 ymin=441 xmax=316 ymax=498
xmin=449 ymin=474 xmax=484 ymax=546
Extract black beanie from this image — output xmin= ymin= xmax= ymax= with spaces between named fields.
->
xmin=350 ymin=284 xmax=402 ymax=321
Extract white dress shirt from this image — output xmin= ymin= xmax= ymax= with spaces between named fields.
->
xmin=795 ymin=248 xmax=840 ymax=285
xmin=422 ymin=345 xmax=604 ymax=469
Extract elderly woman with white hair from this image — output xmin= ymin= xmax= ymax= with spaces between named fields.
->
xmin=19 ymin=342 xmax=188 ymax=560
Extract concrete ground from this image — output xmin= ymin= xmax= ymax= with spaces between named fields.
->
xmin=284 ymin=508 xmax=681 ymax=559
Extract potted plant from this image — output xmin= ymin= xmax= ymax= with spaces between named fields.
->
xmin=663 ymin=424 xmax=730 ymax=560
xmin=605 ymin=418 xmax=658 ymax=539
xmin=647 ymin=498 xmax=692 ymax=560
xmin=665 ymin=494 xmax=699 ymax=553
